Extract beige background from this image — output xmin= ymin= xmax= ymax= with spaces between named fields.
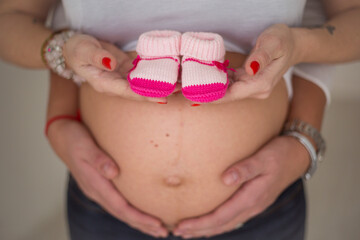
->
xmin=0 ymin=59 xmax=359 ymax=240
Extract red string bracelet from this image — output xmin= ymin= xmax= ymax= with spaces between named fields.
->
xmin=44 ymin=109 xmax=82 ymax=137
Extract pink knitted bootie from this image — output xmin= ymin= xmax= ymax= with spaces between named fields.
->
xmin=127 ymin=30 xmax=181 ymax=97
xmin=180 ymin=32 xmax=234 ymax=102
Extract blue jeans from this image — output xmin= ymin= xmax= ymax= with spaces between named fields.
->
xmin=66 ymin=172 xmax=306 ymax=240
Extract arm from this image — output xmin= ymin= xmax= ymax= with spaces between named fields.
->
xmin=0 ymin=0 xmax=167 ymax=101
xmin=292 ymin=0 xmax=335 ymax=107
xmin=46 ymin=73 xmax=169 ymax=238
xmin=173 ymin=77 xmax=326 ymax=238
xmin=294 ymin=0 xmax=360 ymax=63
xmin=0 ymin=0 xmax=55 ymax=68
xmin=282 ymin=74 xmax=327 ymax=178
xmin=219 ymin=0 xmax=360 ymax=102
xmin=289 ymin=75 xmax=326 ymax=130
xmin=46 ymin=72 xmax=78 ymax=121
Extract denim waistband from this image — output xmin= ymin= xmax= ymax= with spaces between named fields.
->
xmin=67 ymin=172 xmax=305 ymax=240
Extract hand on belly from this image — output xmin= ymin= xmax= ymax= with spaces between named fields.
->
xmin=79 ymin=52 xmax=288 ymax=230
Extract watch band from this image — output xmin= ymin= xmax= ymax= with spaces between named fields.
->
xmin=283 ymin=119 xmax=326 ymax=162
xmin=283 ymin=131 xmax=317 ymax=180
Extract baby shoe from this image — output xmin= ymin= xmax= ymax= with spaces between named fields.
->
xmin=127 ymin=30 xmax=181 ymax=97
xmin=180 ymin=32 xmax=234 ymax=102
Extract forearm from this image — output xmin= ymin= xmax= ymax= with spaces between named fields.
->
xmin=47 ymin=71 xmax=79 ymax=121
xmin=0 ymin=4 xmax=53 ymax=68
xmin=284 ymin=74 xmax=327 ymax=176
xmin=46 ymin=71 xmax=81 ymax=162
xmin=287 ymin=75 xmax=327 ymax=131
xmin=293 ymin=6 xmax=360 ymax=63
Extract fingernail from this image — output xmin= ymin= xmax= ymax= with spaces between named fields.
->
xmin=157 ymin=102 xmax=167 ymax=104
xmin=250 ymin=61 xmax=260 ymax=75
xmin=152 ymin=230 xmax=161 ymax=238
xmin=152 ymin=222 xmax=162 ymax=228
xmin=173 ymin=231 xmax=183 ymax=236
xmin=178 ymin=226 xmax=190 ymax=232
xmin=191 ymin=104 xmax=201 ymax=107
xmin=102 ymin=57 xmax=112 ymax=70
xmin=223 ymin=170 xmax=239 ymax=185
xmin=102 ymin=162 xmax=115 ymax=177
xmin=159 ymin=230 xmax=168 ymax=238
xmin=102 ymin=163 xmax=110 ymax=174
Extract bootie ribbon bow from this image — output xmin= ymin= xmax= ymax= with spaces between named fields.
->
xmin=212 ymin=60 xmax=236 ymax=73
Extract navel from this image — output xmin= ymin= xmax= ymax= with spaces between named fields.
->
xmin=164 ymin=176 xmax=183 ymax=187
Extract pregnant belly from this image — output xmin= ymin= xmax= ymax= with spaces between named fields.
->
xmin=79 ymin=52 xmax=289 ymax=230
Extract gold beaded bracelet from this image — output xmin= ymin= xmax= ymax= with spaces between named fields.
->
xmin=41 ymin=28 xmax=85 ymax=85
xmin=41 ymin=28 xmax=69 ymax=67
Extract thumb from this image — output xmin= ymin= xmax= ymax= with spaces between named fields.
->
xmin=78 ymin=40 xmax=117 ymax=71
xmin=222 ymin=155 xmax=264 ymax=186
xmin=86 ymin=144 xmax=120 ymax=179
xmin=245 ymin=36 xmax=283 ymax=76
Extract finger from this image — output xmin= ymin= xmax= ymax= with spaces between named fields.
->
xmin=203 ymin=195 xmax=270 ymax=239
xmin=217 ymin=79 xmax=260 ymax=102
xmin=174 ymin=183 xmax=251 ymax=234
xmin=79 ymin=137 xmax=119 ymax=179
xmin=210 ymin=79 xmax=267 ymax=103
xmin=92 ymin=42 xmax=171 ymax=103
xmin=100 ymin=41 xmax=134 ymax=76
xmin=76 ymin=40 xmax=117 ymax=71
xmin=100 ymin=74 xmax=168 ymax=103
xmin=79 ymin=65 xmax=168 ymax=103
xmin=182 ymin=210 xmax=248 ymax=239
xmin=211 ymin=81 xmax=245 ymax=104
xmin=94 ymin=177 xmax=167 ymax=233
xmin=186 ymin=202 xmax=259 ymax=239
xmin=81 ymin=179 xmax=166 ymax=237
xmin=212 ymin=68 xmax=262 ymax=104
xmin=176 ymin=177 xmax=266 ymax=238
xmin=210 ymin=68 xmax=250 ymax=104
xmin=245 ymin=34 xmax=284 ymax=76
xmin=210 ymin=215 xmax=246 ymax=237
xmin=79 ymin=162 xmax=167 ymax=237
xmin=227 ymin=70 xmax=236 ymax=83
xmin=222 ymin=154 xmax=265 ymax=186
xmin=222 ymin=58 xmax=285 ymax=101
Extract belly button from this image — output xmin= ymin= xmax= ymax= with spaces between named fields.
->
xmin=164 ymin=176 xmax=183 ymax=187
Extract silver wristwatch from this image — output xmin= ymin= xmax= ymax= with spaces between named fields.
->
xmin=282 ymin=119 xmax=326 ymax=180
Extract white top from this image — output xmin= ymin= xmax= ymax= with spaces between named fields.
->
xmin=49 ymin=0 xmax=334 ymax=105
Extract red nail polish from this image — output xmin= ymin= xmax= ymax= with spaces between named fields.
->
xmin=157 ymin=102 xmax=167 ymax=104
xmin=191 ymin=104 xmax=201 ymax=107
xmin=250 ymin=61 xmax=260 ymax=75
xmin=102 ymin=57 xmax=111 ymax=70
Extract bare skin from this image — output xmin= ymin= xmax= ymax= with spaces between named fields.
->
xmin=47 ymin=67 xmax=326 ymax=238
xmin=2 ymin=0 xmax=359 ymax=237
xmin=0 ymin=0 xmax=360 ymax=98
xmin=78 ymin=51 xmax=289 ymax=230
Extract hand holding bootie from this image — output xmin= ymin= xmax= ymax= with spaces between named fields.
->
xmin=180 ymin=32 xmax=234 ymax=103
xmin=127 ymin=30 xmax=181 ymax=97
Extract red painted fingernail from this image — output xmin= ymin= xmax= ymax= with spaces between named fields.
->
xmin=102 ymin=57 xmax=111 ymax=70
xmin=250 ymin=61 xmax=260 ymax=75
xmin=157 ymin=102 xmax=167 ymax=104
xmin=191 ymin=104 xmax=201 ymax=107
